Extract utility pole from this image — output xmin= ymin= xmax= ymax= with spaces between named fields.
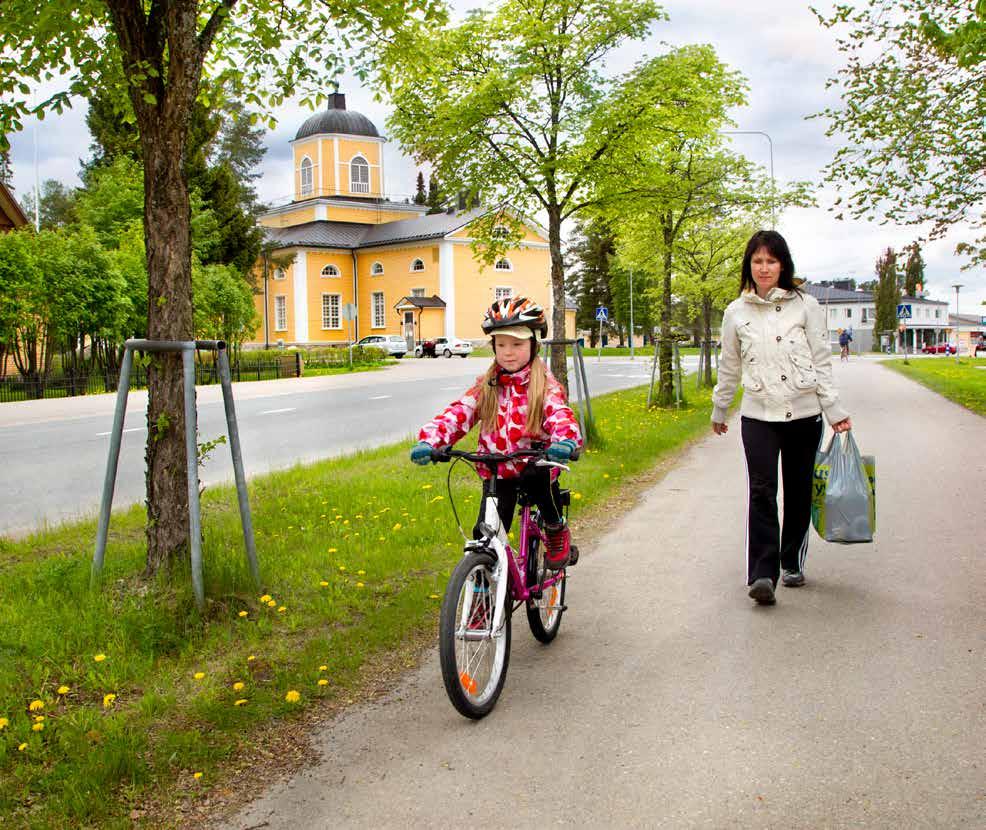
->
xmin=952 ymin=283 xmax=963 ymax=363
xmin=719 ymin=130 xmax=775 ymax=229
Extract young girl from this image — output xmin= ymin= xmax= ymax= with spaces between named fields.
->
xmin=410 ymin=297 xmax=583 ymax=570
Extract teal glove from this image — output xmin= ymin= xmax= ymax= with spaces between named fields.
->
xmin=410 ymin=441 xmax=433 ymax=465
xmin=546 ymin=439 xmax=577 ymax=462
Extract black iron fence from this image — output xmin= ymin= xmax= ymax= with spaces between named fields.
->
xmin=0 ymin=354 xmax=302 ymax=404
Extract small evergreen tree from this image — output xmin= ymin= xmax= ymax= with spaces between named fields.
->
xmin=567 ymin=220 xmax=615 ymax=347
xmin=903 ymin=242 xmax=926 ymax=296
xmin=414 ymin=171 xmax=427 ymax=204
xmin=426 ymin=173 xmax=444 ymax=214
xmin=873 ymin=247 xmax=901 ymax=351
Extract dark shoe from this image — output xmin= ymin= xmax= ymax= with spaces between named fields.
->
xmin=544 ymin=523 xmax=571 ymax=571
xmin=567 ymin=544 xmax=580 ymax=567
xmin=748 ymin=577 xmax=776 ymax=605
xmin=781 ymin=569 xmax=805 ymax=587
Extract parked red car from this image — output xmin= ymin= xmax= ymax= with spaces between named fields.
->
xmin=921 ymin=343 xmax=957 ymax=355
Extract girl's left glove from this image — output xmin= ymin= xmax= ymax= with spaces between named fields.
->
xmin=546 ymin=439 xmax=577 ymax=462
xmin=410 ymin=441 xmax=434 ymax=465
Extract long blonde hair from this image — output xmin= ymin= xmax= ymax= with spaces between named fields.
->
xmin=475 ymin=354 xmax=548 ymax=437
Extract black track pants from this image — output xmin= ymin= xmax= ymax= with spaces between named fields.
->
xmin=741 ymin=414 xmax=824 ymax=585
xmin=473 ymin=464 xmax=563 ymax=538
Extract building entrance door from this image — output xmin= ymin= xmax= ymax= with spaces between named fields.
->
xmin=403 ymin=311 xmax=415 ymax=350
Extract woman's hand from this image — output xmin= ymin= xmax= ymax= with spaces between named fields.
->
xmin=712 ymin=422 xmax=728 ymax=435
xmin=831 ymin=417 xmax=852 ymax=433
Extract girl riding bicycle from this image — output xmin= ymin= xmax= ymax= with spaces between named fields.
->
xmin=410 ymin=297 xmax=582 ymax=570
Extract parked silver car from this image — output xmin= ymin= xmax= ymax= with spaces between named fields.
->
xmin=357 ymin=334 xmax=407 ymax=358
xmin=433 ymin=336 xmax=474 ymax=358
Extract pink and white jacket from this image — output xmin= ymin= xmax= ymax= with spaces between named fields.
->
xmin=417 ymin=362 xmax=583 ymax=479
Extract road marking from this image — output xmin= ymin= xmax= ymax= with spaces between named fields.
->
xmin=369 ymin=395 xmax=392 ymax=400
xmin=260 ymin=407 xmax=296 ymax=415
xmin=97 ymin=427 xmax=145 ymax=437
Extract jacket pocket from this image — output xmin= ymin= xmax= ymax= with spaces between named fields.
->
xmin=739 ymin=324 xmax=766 ymax=395
xmin=789 ymin=349 xmax=817 ymax=390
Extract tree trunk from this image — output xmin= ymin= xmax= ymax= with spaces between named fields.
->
xmin=656 ymin=213 xmax=675 ymax=406
xmin=546 ymin=205 xmax=569 ymax=392
xmin=702 ymin=297 xmax=714 ymax=387
xmin=141 ymin=128 xmax=195 ymax=578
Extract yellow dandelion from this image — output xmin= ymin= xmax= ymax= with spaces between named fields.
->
xmin=0 ymin=717 xmax=8 ymax=730
xmin=33 ymin=715 xmax=45 ymax=722
xmin=573 ymin=492 xmax=583 ymax=500
xmin=94 ymin=653 xmax=106 ymax=662
xmin=57 ymin=686 xmax=70 ymax=695
xmin=378 ymin=536 xmax=385 ymax=541
xmin=32 ymin=722 xmax=44 ymax=732
xmin=328 ymin=548 xmax=337 ymax=553
xmin=18 ymin=743 xmax=27 ymax=751
xmin=356 ymin=514 xmax=364 ymax=519
xmin=318 ymin=665 xmax=328 ymax=672
xmin=28 ymin=700 xmax=44 ymax=712
xmin=603 ymin=473 xmax=610 ymax=479
xmin=234 ymin=699 xmax=248 ymax=706
xmin=319 ymin=580 xmax=329 ymax=587
xmin=194 ymin=772 xmax=203 ymax=780
xmin=247 ymin=655 xmax=256 ymax=662
xmin=277 ymin=606 xmax=286 ymax=613
xmin=284 ymin=690 xmax=301 ymax=703
xmin=338 ymin=565 xmax=347 ymax=572
xmin=392 ymin=522 xmax=402 ymax=531
xmin=233 ymin=682 xmax=245 ymax=691
xmin=259 ymin=594 xmax=272 ymax=603
xmin=357 ymin=569 xmax=366 ymax=576
xmin=318 ymin=679 xmax=328 ymax=687
xmin=267 ymin=600 xmax=277 ymax=607
xmin=103 ymin=693 xmax=117 ymax=708
xmin=421 ymin=484 xmax=432 ymax=490
xmin=334 ymin=515 xmax=342 ymax=520
xmin=193 ymin=671 xmax=205 ymax=680
xmin=430 ymin=495 xmax=444 ymax=503
xmin=356 ymin=582 xmax=364 ymax=588
xmin=238 ymin=611 xmax=248 ymax=618
xmin=429 ymin=593 xmax=440 ymax=599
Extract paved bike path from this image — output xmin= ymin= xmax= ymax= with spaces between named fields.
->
xmin=223 ymin=359 xmax=985 ymax=829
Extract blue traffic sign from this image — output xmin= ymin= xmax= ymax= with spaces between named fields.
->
xmin=897 ymin=303 xmax=912 ymax=319
xmin=595 ymin=306 xmax=609 ymax=322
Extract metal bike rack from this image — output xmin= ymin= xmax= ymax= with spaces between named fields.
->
xmin=92 ymin=338 xmax=260 ymax=609
xmin=543 ymin=338 xmax=594 ymax=441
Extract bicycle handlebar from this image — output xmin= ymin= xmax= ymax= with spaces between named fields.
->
xmin=430 ymin=447 xmax=547 ymax=466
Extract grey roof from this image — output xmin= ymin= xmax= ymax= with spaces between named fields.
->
xmin=295 ymin=109 xmax=380 ymax=140
xmin=802 ymin=282 xmax=873 ymax=303
xmin=262 ymin=208 xmax=493 ymax=252
xmin=395 ymin=295 xmax=446 ymax=309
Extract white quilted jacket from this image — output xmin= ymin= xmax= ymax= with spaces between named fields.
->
xmin=712 ymin=287 xmax=849 ymax=425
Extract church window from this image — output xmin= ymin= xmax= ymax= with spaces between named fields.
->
xmin=350 ymin=156 xmax=370 ymax=193
xmin=321 ymin=264 xmax=340 ymax=278
xmin=494 ymin=258 xmax=512 ymax=272
xmin=410 ymin=258 xmax=425 ymax=272
xmin=371 ymin=261 xmax=384 ymax=276
xmin=300 ymin=157 xmax=314 ymax=196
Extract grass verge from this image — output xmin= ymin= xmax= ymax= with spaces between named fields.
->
xmin=882 ymin=357 xmax=986 ymax=417
xmin=0 ymin=379 xmax=714 ymax=828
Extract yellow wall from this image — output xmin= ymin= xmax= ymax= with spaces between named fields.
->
xmin=324 ymin=205 xmax=417 ymax=225
xmin=354 ymin=246 xmax=441 ymax=338
xmin=260 ymin=207 xmax=317 ymax=228
xmin=337 ymin=139 xmax=383 ymax=198
xmin=307 ymin=251 xmax=355 ymax=343
xmin=449 ymin=222 xmax=547 ymax=245
xmin=254 ymin=256 xmax=296 ymax=344
xmin=452 ymin=243 xmax=552 ymax=339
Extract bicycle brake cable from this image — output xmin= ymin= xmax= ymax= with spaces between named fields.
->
xmin=446 ymin=456 xmax=480 ymax=542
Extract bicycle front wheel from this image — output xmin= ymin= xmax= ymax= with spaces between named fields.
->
xmin=439 ymin=552 xmax=512 ymax=719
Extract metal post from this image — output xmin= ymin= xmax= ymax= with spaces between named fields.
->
xmin=629 ymin=269 xmax=635 ymax=360
xmin=569 ymin=341 xmax=587 ymax=439
xmin=646 ymin=334 xmax=660 ymax=407
xmin=673 ymin=340 xmax=682 ymax=408
xmin=182 ymin=347 xmax=205 ymax=610
xmin=91 ymin=347 xmax=134 ymax=586
xmin=217 ymin=346 xmax=261 ymax=589
xmin=597 ymin=318 xmax=603 ymax=363
xmin=952 ymin=284 xmax=963 ymax=363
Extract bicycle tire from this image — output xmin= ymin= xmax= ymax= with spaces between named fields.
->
xmin=439 ymin=551 xmax=512 ymax=719
xmin=525 ymin=515 xmax=566 ymax=643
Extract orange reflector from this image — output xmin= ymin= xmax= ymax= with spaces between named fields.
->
xmin=459 ymin=671 xmax=478 ymax=695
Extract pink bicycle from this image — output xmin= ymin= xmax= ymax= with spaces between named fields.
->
xmin=430 ymin=446 xmax=577 ymax=719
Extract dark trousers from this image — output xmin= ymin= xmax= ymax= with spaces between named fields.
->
xmin=741 ymin=415 xmax=823 ymax=585
xmin=473 ymin=465 xmax=563 ymax=538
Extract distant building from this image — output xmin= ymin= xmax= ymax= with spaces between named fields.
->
xmin=0 ymin=181 xmax=28 ymax=232
xmin=949 ymin=313 xmax=986 ymax=356
xmin=801 ymin=282 xmax=950 ymax=352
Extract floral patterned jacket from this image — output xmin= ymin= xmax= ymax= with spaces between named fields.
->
xmin=417 ymin=362 xmax=583 ymax=479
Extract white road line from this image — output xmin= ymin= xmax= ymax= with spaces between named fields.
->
xmin=97 ymin=427 xmax=145 ymax=437
xmin=260 ymin=407 xmax=296 ymax=415
xmin=369 ymin=395 xmax=392 ymax=400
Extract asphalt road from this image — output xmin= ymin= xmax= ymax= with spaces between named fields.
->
xmin=222 ymin=357 xmax=985 ymax=829
xmin=0 ymin=355 xmax=681 ymax=536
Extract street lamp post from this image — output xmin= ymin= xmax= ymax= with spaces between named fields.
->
xmin=629 ymin=268 xmax=635 ymax=360
xmin=952 ymin=283 xmax=963 ymax=363
xmin=719 ymin=130 xmax=775 ymax=228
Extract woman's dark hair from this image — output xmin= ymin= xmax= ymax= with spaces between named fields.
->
xmin=739 ymin=230 xmax=798 ymax=295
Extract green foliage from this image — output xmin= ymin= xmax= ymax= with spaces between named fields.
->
xmin=813 ymin=0 xmax=986 ymax=268
xmin=18 ymin=179 xmax=77 ymax=229
xmin=567 ymin=221 xmax=617 ymax=345
xmin=885 ymin=357 xmax=986 ymax=416
xmin=873 ymin=247 xmax=902 ymax=347
xmin=903 ymin=242 xmax=926 ymax=296
xmin=74 ymin=156 xmax=144 ymax=247
xmin=192 ymin=262 xmax=259 ymax=350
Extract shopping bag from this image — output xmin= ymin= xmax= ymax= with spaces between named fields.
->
xmin=811 ymin=430 xmax=875 ymax=544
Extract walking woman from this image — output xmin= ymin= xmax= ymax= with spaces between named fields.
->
xmin=711 ymin=231 xmax=851 ymax=606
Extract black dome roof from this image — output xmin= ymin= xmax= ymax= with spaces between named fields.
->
xmin=295 ymin=97 xmax=380 ymax=140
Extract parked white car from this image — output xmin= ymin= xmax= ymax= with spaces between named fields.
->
xmin=356 ymin=334 xmax=407 ymax=358
xmin=434 ymin=336 xmax=473 ymax=358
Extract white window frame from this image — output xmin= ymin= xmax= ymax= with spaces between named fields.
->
xmin=350 ymin=155 xmax=370 ymax=194
xmin=372 ymin=291 xmax=386 ymax=328
xmin=846 ymin=308 xmax=852 ymax=319
xmin=273 ymin=267 xmax=286 ymax=281
xmin=829 ymin=307 xmax=838 ymax=320
xmin=274 ymin=295 xmax=288 ymax=331
xmin=494 ymin=257 xmax=513 ymax=272
xmin=300 ymin=156 xmax=314 ymax=196
xmin=321 ymin=293 xmax=342 ymax=330
xmin=320 ymin=264 xmax=341 ymax=278
xmin=495 ymin=286 xmax=513 ymax=302
xmin=410 ymin=287 xmax=426 ymax=298
xmin=370 ymin=261 xmax=384 ymax=276
xmin=410 ymin=258 xmax=425 ymax=273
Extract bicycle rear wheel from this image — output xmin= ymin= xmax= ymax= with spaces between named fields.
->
xmin=439 ymin=552 xmax=511 ymax=719
xmin=525 ymin=521 xmax=566 ymax=643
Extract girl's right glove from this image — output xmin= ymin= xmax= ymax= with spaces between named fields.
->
xmin=546 ymin=439 xmax=577 ymax=462
xmin=410 ymin=441 xmax=434 ymax=465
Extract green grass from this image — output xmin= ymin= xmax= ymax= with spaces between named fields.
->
xmin=883 ymin=357 xmax=986 ymax=417
xmin=0 ymin=379 xmax=715 ymax=828
xmin=579 ymin=345 xmax=700 ymax=357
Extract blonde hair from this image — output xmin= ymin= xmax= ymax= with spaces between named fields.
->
xmin=475 ymin=355 xmax=548 ymax=437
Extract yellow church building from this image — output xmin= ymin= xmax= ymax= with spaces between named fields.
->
xmin=249 ymin=92 xmax=573 ymax=349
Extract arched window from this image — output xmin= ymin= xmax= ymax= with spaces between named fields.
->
xmin=320 ymin=264 xmax=340 ymax=278
xmin=300 ymin=157 xmax=313 ymax=196
xmin=370 ymin=261 xmax=384 ymax=276
xmin=410 ymin=258 xmax=425 ymax=272
xmin=350 ymin=156 xmax=370 ymax=193
xmin=494 ymin=258 xmax=512 ymax=272
xmin=273 ymin=267 xmax=286 ymax=281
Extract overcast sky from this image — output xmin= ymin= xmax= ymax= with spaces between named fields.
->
xmin=7 ymin=0 xmax=985 ymax=312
